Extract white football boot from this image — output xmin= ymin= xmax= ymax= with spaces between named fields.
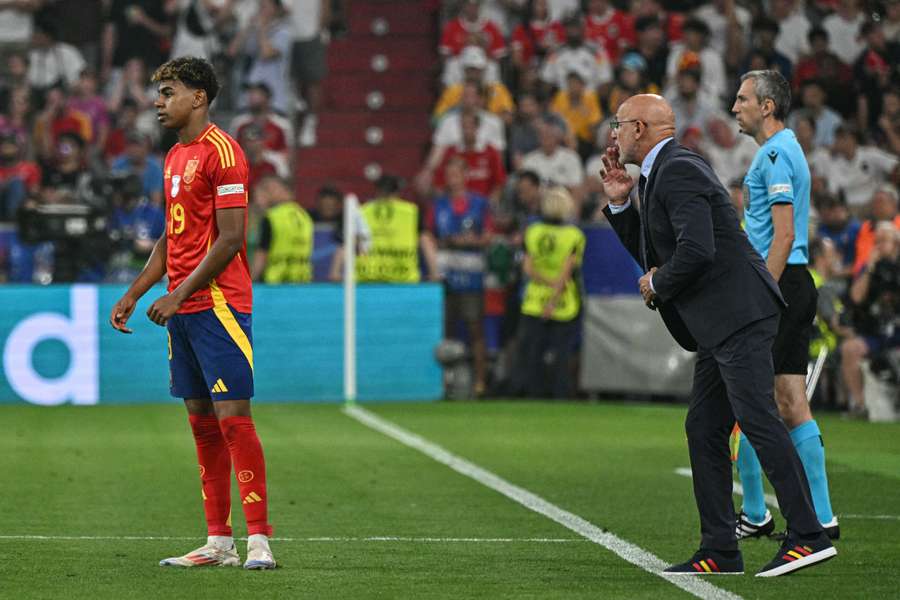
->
xmin=159 ymin=538 xmax=240 ymax=567
xmin=244 ymin=534 xmax=277 ymax=570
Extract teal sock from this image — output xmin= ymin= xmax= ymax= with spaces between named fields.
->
xmin=735 ymin=433 xmax=767 ymax=523
xmin=790 ymin=419 xmax=834 ymax=525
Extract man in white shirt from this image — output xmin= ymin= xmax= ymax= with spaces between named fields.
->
xmin=27 ymin=18 xmax=85 ymax=91
xmin=699 ymin=115 xmax=758 ymax=188
xmin=0 ymin=0 xmax=39 ymax=45
xmin=693 ymin=0 xmax=751 ymax=56
xmin=664 ymin=18 xmax=727 ymax=104
xmin=819 ymin=125 xmax=900 ymax=209
xmin=822 ymin=0 xmax=866 ymax=65
xmin=772 ymin=0 xmax=810 ymax=64
xmin=786 ymin=80 xmax=843 ymax=148
xmin=540 ymin=15 xmax=612 ymax=92
xmin=521 ymin=117 xmax=584 ymax=190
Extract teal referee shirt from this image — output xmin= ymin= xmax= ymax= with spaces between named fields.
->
xmin=742 ymin=128 xmax=810 ymax=265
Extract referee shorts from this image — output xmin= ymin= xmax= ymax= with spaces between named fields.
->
xmin=166 ymin=306 xmax=254 ymax=400
xmin=772 ymin=265 xmax=818 ymax=375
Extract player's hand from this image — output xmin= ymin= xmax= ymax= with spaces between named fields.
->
xmin=110 ymin=295 xmax=137 ymax=334
xmin=146 ymin=294 xmax=182 ymax=327
xmin=598 ymin=146 xmax=634 ymax=205
xmin=639 ymin=267 xmax=657 ymax=310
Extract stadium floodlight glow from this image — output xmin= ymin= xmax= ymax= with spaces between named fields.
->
xmin=371 ymin=17 xmax=389 ymax=36
xmin=366 ymin=91 xmax=384 ymax=110
xmin=364 ymin=162 xmax=382 ymax=181
xmin=365 ymin=126 xmax=383 ymax=145
xmin=370 ymin=54 xmax=388 ymax=72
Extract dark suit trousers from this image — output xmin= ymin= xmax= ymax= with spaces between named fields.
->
xmin=685 ymin=313 xmax=824 ymax=551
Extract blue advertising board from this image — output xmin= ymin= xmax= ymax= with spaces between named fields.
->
xmin=0 ymin=284 xmax=443 ymax=405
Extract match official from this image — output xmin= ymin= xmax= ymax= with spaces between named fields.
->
xmin=731 ymin=70 xmax=837 ymax=541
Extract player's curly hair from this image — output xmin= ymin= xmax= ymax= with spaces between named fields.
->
xmin=151 ymin=56 xmax=220 ymax=104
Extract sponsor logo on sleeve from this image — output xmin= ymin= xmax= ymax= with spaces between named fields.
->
xmin=768 ymin=184 xmax=792 ymax=196
xmin=216 ymin=184 xmax=245 ymax=196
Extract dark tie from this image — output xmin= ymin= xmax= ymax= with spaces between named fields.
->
xmin=638 ymin=174 xmax=650 ymax=271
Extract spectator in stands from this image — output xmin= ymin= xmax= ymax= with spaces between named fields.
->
xmin=229 ymin=0 xmax=293 ymax=116
xmin=32 ymin=85 xmax=92 ymax=162
xmin=168 ymin=0 xmax=231 ymax=61
xmin=239 ymin=123 xmax=290 ymax=190
xmin=103 ymin=97 xmax=139 ymax=164
xmin=772 ymin=0 xmax=811 ymax=66
xmin=431 ymin=156 xmax=493 ymax=397
xmin=693 ymin=0 xmax=751 ymax=58
xmin=521 ymin=116 xmax=583 ymax=191
xmin=433 ymin=46 xmax=514 ymax=124
xmin=288 ymin=0 xmax=330 ymax=147
xmin=511 ymin=185 xmax=584 ymax=399
xmin=508 ymin=169 xmax=543 ymax=231
xmin=507 ymin=91 xmax=570 ymax=170
xmin=102 ymin=0 xmax=172 ymax=85
xmin=885 ymin=0 xmax=900 ymax=43
xmin=545 ymin=0 xmax=578 ymax=22
xmin=425 ymin=81 xmax=505 ymax=179
xmin=433 ymin=112 xmax=507 ymax=205
xmin=439 ymin=0 xmax=506 ymax=68
xmin=540 ymin=14 xmax=612 ymax=97
xmin=816 ymin=193 xmax=861 ymax=277
xmin=550 ymin=69 xmax=601 ymax=161
xmin=27 ymin=17 xmax=86 ymax=94
xmin=606 ymin=52 xmax=659 ymax=117
xmin=2 ymin=51 xmax=29 ymax=95
xmin=0 ymin=0 xmax=40 ymax=48
xmin=0 ymin=128 xmax=34 ymax=221
xmin=309 ymin=184 xmax=343 ymax=225
xmin=106 ymin=172 xmax=164 ymax=283
xmin=332 ymin=174 xmax=439 ymax=283
xmin=110 ymin=131 xmax=163 ymax=207
xmin=794 ymin=26 xmax=854 ymax=110
xmin=584 ymin=0 xmax=635 ymax=63
xmin=627 ymin=15 xmax=669 ymax=89
xmin=853 ymin=185 xmax=900 ymax=274
xmin=230 ymin=82 xmax=293 ymax=161
xmin=699 ymin=116 xmax=757 ymax=189
xmin=840 ymin=222 xmax=900 ymax=416
xmin=853 ymin=20 xmax=900 ymax=135
xmin=0 ymin=85 xmax=34 ymax=153
xmin=877 ymin=87 xmax=900 ymax=155
xmin=822 ymin=0 xmax=866 ymax=66
xmin=666 ymin=61 xmax=717 ymax=140
xmin=40 ymin=132 xmax=100 ymax=206
xmin=34 ymin=0 xmax=104 ymax=70
xmin=787 ymin=80 xmax=843 ymax=148
xmin=664 ymin=18 xmax=726 ymax=104
xmin=510 ymin=0 xmax=565 ymax=89
xmin=743 ymin=16 xmax=792 ymax=81
xmin=105 ymin=57 xmax=159 ymax=144
xmin=67 ymin=68 xmax=110 ymax=153
xmin=251 ymin=175 xmax=314 ymax=283
xmin=820 ymin=125 xmax=900 ymax=212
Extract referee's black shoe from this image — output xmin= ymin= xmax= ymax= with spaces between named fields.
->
xmin=735 ymin=510 xmax=775 ymax=540
xmin=756 ymin=535 xmax=836 ymax=577
xmin=664 ymin=549 xmax=744 ymax=574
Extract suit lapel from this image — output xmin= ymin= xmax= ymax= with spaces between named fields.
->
xmin=640 ymin=140 xmax=678 ymax=269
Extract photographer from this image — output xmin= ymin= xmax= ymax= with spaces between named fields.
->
xmin=840 ymin=222 xmax=900 ymax=417
xmin=105 ymin=172 xmax=164 ymax=283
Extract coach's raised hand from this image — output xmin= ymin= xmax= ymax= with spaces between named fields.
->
xmin=598 ymin=146 xmax=634 ymax=205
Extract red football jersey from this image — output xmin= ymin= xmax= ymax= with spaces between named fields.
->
xmin=439 ymin=17 xmax=506 ymax=59
xmin=585 ymin=10 xmax=636 ymax=63
xmin=433 ymin=144 xmax=506 ymax=198
xmin=164 ymin=123 xmax=252 ymax=314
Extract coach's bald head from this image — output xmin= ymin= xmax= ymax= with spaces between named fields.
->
xmin=612 ymin=94 xmax=677 ymax=165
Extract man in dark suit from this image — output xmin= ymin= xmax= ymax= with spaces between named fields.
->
xmin=598 ymin=94 xmax=836 ymax=577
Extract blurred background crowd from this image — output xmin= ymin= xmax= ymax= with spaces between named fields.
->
xmin=0 ymin=0 xmax=896 ymax=411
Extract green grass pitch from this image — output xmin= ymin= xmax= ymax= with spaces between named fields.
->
xmin=2 ymin=401 xmax=899 ymax=599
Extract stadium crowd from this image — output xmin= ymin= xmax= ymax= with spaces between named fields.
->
xmin=0 ymin=0 xmax=896 ymax=412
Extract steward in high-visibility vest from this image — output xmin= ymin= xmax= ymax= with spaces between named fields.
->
xmin=512 ymin=186 xmax=585 ymax=399
xmin=356 ymin=195 xmax=421 ymax=283
xmin=262 ymin=200 xmax=313 ymax=283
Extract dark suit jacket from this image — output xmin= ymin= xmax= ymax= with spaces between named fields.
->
xmin=602 ymin=140 xmax=785 ymax=351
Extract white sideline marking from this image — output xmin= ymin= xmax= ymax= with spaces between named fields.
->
xmin=674 ymin=469 xmax=900 ymax=521
xmin=344 ymin=406 xmax=741 ymax=600
xmin=675 ymin=468 xmax=778 ymax=507
xmin=0 ymin=535 xmax=584 ymax=544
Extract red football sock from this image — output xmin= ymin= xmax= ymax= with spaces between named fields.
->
xmin=219 ymin=416 xmax=273 ymax=537
xmin=188 ymin=414 xmax=233 ymax=537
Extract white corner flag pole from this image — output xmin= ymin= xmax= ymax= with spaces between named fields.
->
xmin=343 ymin=194 xmax=358 ymax=405
xmin=806 ymin=345 xmax=828 ymax=401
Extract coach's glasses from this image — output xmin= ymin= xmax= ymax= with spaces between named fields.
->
xmin=609 ymin=118 xmax=642 ymax=130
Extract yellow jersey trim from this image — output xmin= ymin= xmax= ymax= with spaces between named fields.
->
xmin=209 ymin=129 xmax=235 ymax=167
xmin=209 ymin=279 xmax=254 ymax=371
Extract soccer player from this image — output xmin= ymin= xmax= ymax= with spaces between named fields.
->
xmin=109 ymin=57 xmax=275 ymax=569
xmin=731 ymin=70 xmax=837 ymax=541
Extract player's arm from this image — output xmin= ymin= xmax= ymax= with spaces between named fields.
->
xmin=110 ymin=235 xmax=168 ymax=333
xmin=146 ymin=207 xmax=245 ymax=325
xmin=767 ymin=203 xmax=794 ymax=282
